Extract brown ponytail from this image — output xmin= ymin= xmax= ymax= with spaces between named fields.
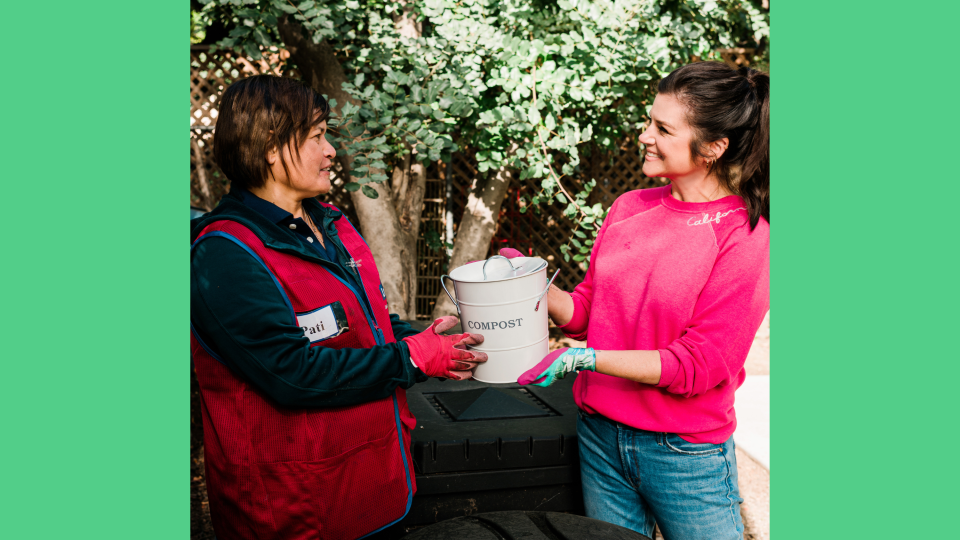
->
xmin=658 ymin=62 xmax=770 ymax=229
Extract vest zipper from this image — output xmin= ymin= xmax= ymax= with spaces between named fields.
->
xmin=349 ymin=266 xmax=385 ymax=346
xmin=343 ymin=280 xmax=387 ymax=345
xmin=277 ymin=214 xmax=386 ymax=347
xmin=290 ymin=251 xmax=384 ymax=347
xmin=331 ymin=239 xmax=385 ymax=347
xmin=319 ymin=213 xmax=411 ymax=528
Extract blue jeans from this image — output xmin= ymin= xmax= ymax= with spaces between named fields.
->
xmin=577 ymin=410 xmax=744 ymax=540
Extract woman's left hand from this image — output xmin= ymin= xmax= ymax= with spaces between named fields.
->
xmin=403 ymin=316 xmax=487 ymax=380
xmin=517 ymin=347 xmax=596 ymax=387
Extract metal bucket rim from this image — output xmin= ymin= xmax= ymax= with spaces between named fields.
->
xmin=448 ymin=257 xmax=548 ymax=283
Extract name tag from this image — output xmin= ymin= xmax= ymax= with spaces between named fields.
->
xmin=296 ymin=301 xmax=349 ymax=343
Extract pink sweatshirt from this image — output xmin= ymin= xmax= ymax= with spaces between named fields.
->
xmin=561 ymin=185 xmax=769 ymax=444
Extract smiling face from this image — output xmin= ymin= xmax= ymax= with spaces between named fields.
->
xmin=638 ymin=93 xmax=705 ymax=181
xmin=269 ymin=118 xmax=337 ymax=197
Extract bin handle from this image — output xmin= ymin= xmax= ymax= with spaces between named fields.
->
xmin=440 ymin=275 xmax=460 ymax=315
xmin=534 ymin=268 xmax=560 ymax=312
xmin=482 ymin=255 xmax=520 ymax=280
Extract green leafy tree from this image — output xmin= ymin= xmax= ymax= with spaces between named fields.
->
xmin=195 ymin=0 xmax=768 ymax=318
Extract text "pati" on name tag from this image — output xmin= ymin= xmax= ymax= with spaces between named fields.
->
xmin=296 ymin=301 xmax=349 ymax=343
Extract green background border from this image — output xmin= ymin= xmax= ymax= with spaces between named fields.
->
xmin=3 ymin=1 xmax=958 ymax=538
xmin=775 ymin=1 xmax=958 ymax=537
xmin=2 ymin=1 xmax=187 ymax=538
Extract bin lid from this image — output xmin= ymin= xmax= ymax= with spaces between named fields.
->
xmin=434 ymin=387 xmax=551 ymax=421
xmin=449 ymin=256 xmax=547 ymax=283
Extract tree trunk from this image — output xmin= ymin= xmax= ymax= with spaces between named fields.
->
xmin=277 ymin=17 xmax=420 ymax=318
xmin=393 ymin=1 xmax=422 ymax=39
xmin=431 ymin=165 xmax=515 ymax=318
xmin=391 ymin=154 xmax=427 ymax=315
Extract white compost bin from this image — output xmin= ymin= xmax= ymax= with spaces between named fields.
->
xmin=441 ymin=256 xmax=554 ymax=383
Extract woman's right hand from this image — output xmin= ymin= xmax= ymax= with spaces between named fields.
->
xmin=497 ymin=247 xmax=525 ymax=259
xmin=498 ymin=247 xmax=575 ymax=326
xmin=467 ymin=247 xmax=526 ymax=265
xmin=402 ymin=316 xmax=487 ymax=380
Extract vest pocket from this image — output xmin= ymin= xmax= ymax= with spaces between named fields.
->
xmin=255 ymin=429 xmax=408 ymax=539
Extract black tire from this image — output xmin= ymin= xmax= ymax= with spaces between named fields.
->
xmin=403 ymin=511 xmax=651 ymax=540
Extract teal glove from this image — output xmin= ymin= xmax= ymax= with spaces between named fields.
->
xmin=517 ymin=347 xmax=596 ymax=387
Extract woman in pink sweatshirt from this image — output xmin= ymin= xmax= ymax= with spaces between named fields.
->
xmin=518 ymin=62 xmax=769 ymax=540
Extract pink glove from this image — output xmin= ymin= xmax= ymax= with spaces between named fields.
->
xmin=498 ymin=247 xmax=525 ymax=259
xmin=403 ymin=316 xmax=487 ymax=380
xmin=517 ymin=347 xmax=596 ymax=386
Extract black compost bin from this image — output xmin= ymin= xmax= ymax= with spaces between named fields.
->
xmin=400 ymin=321 xmax=582 ymax=526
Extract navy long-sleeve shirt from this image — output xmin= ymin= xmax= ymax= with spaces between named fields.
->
xmin=190 ymin=189 xmax=427 ymax=408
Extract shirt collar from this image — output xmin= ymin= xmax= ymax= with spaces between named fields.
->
xmin=233 ymin=188 xmax=293 ymax=224
xmin=228 ymin=187 xmax=342 ymax=229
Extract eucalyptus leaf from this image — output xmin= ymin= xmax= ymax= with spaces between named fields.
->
xmin=203 ymin=0 xmax=767 ymax=269
xmin=545 ymin=113 xmax=556 ymax=131
xmin=528 ymin=105 xmax=541 ymax=125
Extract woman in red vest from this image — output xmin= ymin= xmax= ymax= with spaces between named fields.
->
xmin=191 ymin=75 xmax=487 ymax=540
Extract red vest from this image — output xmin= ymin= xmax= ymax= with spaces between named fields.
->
xmin=191 ymin=203 xmax=416 ymax=540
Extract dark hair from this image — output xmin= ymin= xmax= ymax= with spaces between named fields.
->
xmin=658 ymin=62 xmax=769 ymax=229
xmin=213 ymin=75 xmax=330 ymax=191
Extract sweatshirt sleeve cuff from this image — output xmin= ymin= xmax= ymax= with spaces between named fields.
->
xmin=557 ymin=293 xmax=590 ymax=339
xmin=397 ymin=340 xmax=428 ymax=382
xmin=656 ymin=349 xmax=680 ymax=387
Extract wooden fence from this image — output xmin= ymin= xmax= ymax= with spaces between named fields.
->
xmin=190 ymin=45 xmax=662 ymax=319
xmin=190 ymin=45 xmax=294 ymax=211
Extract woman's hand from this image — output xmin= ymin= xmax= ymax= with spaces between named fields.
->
xmin=497 ymin=247 xmax=525 ymax=259
xmin=467 ymin=247 xmax=525 ymax=264
xmin=518 ymin=348 xmax=662 ymax=387
xmin=517 ymin=347 xmax=596 ymax=387
xmin=402 ymin=316 xmax=487 ymax=380
xmin=496 ymin=248 xmax=575 ymax=326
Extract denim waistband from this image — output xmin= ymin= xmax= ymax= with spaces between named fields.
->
xmin=578 ymin=408 xmax=653 ymax=433
xmin=578 ymin=408 xmax=732 ymax=447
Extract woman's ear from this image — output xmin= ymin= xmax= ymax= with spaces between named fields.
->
xmin=265 ymin=130 xmax=279 ymax=165
xmin=707 ymin=137 xmax=729 ymax=162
